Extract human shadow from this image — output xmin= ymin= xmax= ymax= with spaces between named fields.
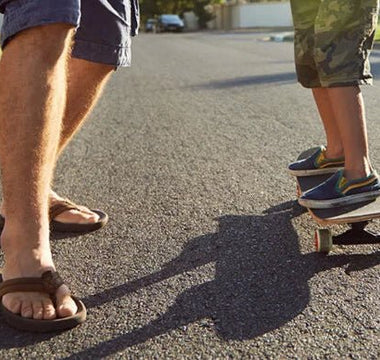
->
xmin=0 ymin=320 xmax=65 ymax=347
xmin=195 ymin=72 xmax=297 ymax=90
xmin=61 ymin=201 xmax=379 ymax=359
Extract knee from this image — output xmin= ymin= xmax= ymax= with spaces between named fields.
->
xmin=6 ymin=23 xmax=75 ymax=64
xmin=71 ymin=58 xmax=115 ymax=79
xmin=91 ymin=63 xmax=115 ymax=78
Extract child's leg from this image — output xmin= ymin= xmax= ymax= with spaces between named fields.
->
xmin=326 ymin=86 xmax=371 ymax=180
xmin=288 ymin=0 xmax=346 ymax=176
xmin=294 ymin=1 xmax=380 ymax=208
xmin=312 ymin=88 xmax=343 ymax=159
xmin=314 ymin=1 xmax=379 ymax=180
xmin=312 ymin=85 xmax=371 ymax=181
xmin=290 ymin=0 xmax=344 ymax=158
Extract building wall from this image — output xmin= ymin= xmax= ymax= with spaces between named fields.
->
xmin=212 ymin=1 xmax=292 ymax=30
xmin=183 ymin=11 xmax=199 ymax=31
xmin=232 ymin=2 xmax=292 ymax=28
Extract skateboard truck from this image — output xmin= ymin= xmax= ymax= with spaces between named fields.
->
xmin=315 ymin=221 xmax=380 ymax=253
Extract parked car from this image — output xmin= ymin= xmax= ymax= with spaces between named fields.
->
xmin=145 ymin=18 xmax=157 ymax=32
xmin=156 ymin=14 xmax=184 ymax=33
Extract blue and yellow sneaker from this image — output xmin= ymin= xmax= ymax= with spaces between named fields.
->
xmin=298 ymin=170 xmax=380 ymax=209
xmin=288 ymin=146 xmax=344 ymax=176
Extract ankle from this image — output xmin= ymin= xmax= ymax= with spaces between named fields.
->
xmin=1 ymin=230 xmax=54 ymax=280
xmin=324 ymin=146 xmax=344 ymax=159
xmin=344 ymin=168 xmax=372 ymax=181
xmin=344 ymin=158 xmax=372 ymax=180
xmin=0 ymin=224 xmax=50 ymax=254
xmin=1 ymin=244 xmax=55 ymax=281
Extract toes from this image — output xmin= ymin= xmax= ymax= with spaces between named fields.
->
xmin=42 ymin=298 xmax=57 ymax=320
xmin=55 ymin=207 xmax=100 ymax=224
xmin=2 ymin=284 xmax=78 ymax=320
xmin=84 ymin=212 xmax=100 ymax=223
xmin=3 ymin=294 xmax=58 ymax=320
xmin=57 ymin=297 xmax=77 ymax=318
xmin=21 ymin=300 xmax=33 ymax=318
xmin=2 ymin=295 xmax=22 ymax=314
xmin=32 ymin=300 xmax=44 ymax=320
xmin=57 ymin=295 xmax=77 ymax=318
xmin=73 ymin=208 xmax=100 ymax=223
xmin=56 ymin=285 xmax=77 ymax=318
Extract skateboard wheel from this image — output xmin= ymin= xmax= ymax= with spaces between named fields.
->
xmin=314 ymin=229 xmax=332 ymax=254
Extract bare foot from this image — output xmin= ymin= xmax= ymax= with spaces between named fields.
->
xmin=49 ymin=190 xmax=100 ymax=224
xmin=0 ymin=191 xmax=100 ymax=225
xmin=1 ymin=234 xmax=77 ymax=320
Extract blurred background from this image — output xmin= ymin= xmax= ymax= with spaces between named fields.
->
xmin=141 ymin=0 xmax=292 ymax=32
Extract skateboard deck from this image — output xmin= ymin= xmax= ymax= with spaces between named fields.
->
xmin=294 ymin=148 xmax=380 ymax=253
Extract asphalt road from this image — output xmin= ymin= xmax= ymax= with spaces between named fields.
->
xmin=1 ymin=31 xmax=379 ymax=359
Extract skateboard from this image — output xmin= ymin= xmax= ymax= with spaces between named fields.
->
xmin=294 ymin=148 xmax=380 ymax=254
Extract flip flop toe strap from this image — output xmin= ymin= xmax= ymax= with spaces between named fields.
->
xmin=0 ymin=271 xmax=64 ymax=298
xmin=49 ymin=200 xmax=81 ymax=221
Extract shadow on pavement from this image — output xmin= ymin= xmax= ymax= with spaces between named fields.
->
xmin=0 ymin=325 xmax=62 ymax=348
xmin=57 ymin=201 xmax=379 ymax=359
xmin=0 ymin=201 xmax=378 ymax=352
xmin=195 ymin=72 xmax=296 ymax=89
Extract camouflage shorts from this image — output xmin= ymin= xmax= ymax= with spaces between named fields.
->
xmin=290 ymin=0 xmax=379 ymax=88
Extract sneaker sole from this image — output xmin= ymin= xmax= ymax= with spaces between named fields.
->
xmin=298 ymin=190 xmax=380 ymax=209
xmin=288 ymin=167 xmax=343 ymax=177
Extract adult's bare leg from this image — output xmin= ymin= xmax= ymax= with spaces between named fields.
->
xmin=0 ymin=58 xmax=114 ymax=225
xmin=50 ymin=58 xmax=114 ymax=225
xmin=59 ymin=58 xmax=114 ymax=153
xmin=0 ymin=24 xmax=77 ymax=320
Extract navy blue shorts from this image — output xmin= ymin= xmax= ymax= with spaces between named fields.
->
xmin=0 ymin=0 xmax=140 ymax=67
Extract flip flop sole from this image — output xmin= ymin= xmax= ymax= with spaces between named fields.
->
xmin=0 ymin=210 xmax=108 ymax=233
xmin=0 ymin=297 xmax=86 ymax=332
xmin=50 ymin=209 xmax=108 ymax=233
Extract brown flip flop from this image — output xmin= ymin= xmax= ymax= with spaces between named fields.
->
xmin=0 ymin=271 xmax=86 ymax=332
xmin=49 ymin=199 xmax=108 ymax=233
xmin=0 ymin=200 xmax=108 ymax=233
